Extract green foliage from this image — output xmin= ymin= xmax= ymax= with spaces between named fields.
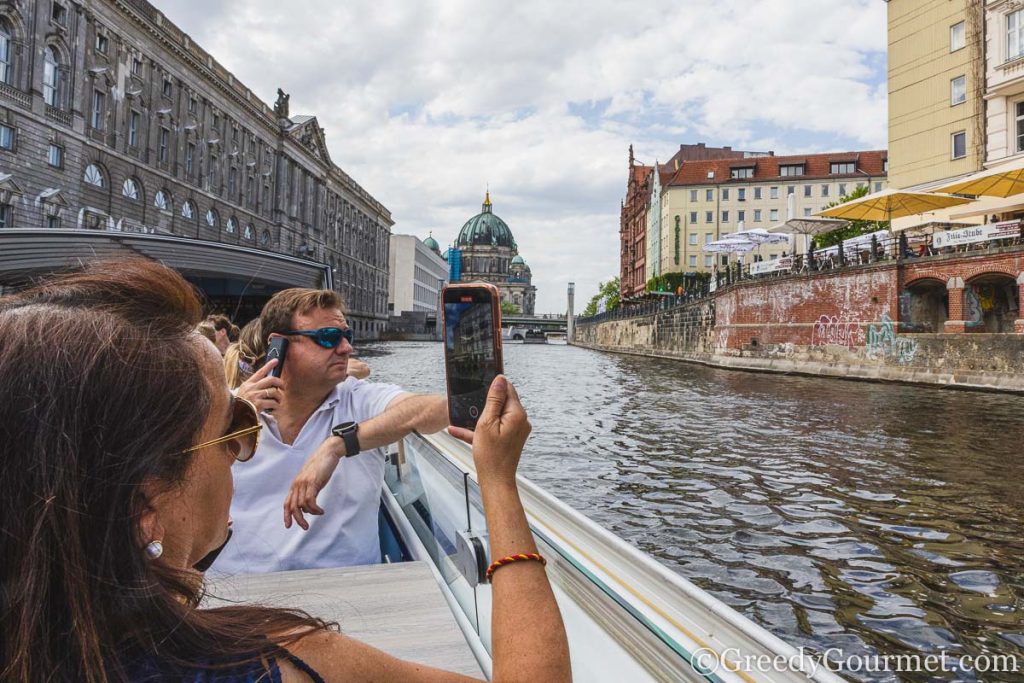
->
xmin=815 ymin=185 xmax=890 ymax=248
xmin=645 ymin=271 xmax=710 ymax=293
xmin=583 ymin=276 xmax=620 ymax=316
xmin=500 ymin=301 xmax=521 ymax=315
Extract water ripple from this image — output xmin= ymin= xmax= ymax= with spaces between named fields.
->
xmin=364 ymin=342 xmax=1024 ymax=682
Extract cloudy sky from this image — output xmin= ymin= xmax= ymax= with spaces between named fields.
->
xmin=164 ymin=0 xmax=887 ymax=313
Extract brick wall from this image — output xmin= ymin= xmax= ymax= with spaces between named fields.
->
xmin=575 ymin=248 xmax=1024 ymax=392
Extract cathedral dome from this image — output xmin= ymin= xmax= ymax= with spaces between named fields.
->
xmin=511 ymin=255 xmax=525 ymax=265
xmin=423 ymin=233 xmax=440 ymax=254
xmin=456 ymin=192 xmax=517 ymax=249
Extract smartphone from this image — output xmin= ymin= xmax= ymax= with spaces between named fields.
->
xmin=442 ymin=283 xmax=504 ymax=430
xmin=265 ymin=336 xmax=289 ymax=378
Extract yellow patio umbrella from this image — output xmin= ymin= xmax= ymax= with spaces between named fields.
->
xmin=931 ymin=160 xmax=1024 ymax=197
xmin=817 ymin=188 xmax=975 ymax=222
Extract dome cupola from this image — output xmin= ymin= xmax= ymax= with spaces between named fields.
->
xmin=455 ymin=192 xmax=517 ymax=249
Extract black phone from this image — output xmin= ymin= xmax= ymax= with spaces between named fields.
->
xmin=266 ymin=336 xmax=289 ymax=378
xmin=442 ymin=283 xmax=504 ymax=430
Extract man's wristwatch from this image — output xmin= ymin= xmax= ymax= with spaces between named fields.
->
xmin=331 ymin=421 xmax=361 ymax=457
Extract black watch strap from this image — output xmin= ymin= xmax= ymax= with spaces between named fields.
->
xmin=331 ymin=421 xmax=361 ymax=457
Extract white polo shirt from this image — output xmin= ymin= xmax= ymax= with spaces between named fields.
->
xmin=214 ymin=377 xmax=404 ymax=575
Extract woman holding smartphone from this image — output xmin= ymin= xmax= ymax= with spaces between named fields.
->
xmin=0 ymin=259 xmax=570 ymax=683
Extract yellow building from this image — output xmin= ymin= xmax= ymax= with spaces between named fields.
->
xmin=887 ymin=0 xmax=985 ymax=190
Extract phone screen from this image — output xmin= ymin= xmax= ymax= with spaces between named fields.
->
xmin=444 ymin=289 xmax=502 ymax=429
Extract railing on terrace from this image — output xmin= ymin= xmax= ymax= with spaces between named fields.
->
xmin=579 ymin=220 xmax=1024 ymax=326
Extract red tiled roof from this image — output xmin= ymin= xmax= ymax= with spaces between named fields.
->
xmin=666 ymin=150 xmax=888 ymax=186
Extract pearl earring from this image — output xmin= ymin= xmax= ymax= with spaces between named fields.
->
xmin=144 ymin=540 xmax=164 ymax=559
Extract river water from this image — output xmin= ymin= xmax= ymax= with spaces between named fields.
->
xmin=361 ymin=341 xmax=1024 ymax=681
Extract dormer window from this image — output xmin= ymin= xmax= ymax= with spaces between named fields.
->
xmin=780 ymin=164 xmax=804 ymax=177
xmin=830 ymin=162 xmax=856 ymax=175
xmin=51 ymin=2 xmax=67 ymax=26
xmin=731 ymin=167 xmax=754 ymax=179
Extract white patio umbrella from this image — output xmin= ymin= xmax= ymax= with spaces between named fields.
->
xmin=769 ymin=217 xmax=850 ymax=255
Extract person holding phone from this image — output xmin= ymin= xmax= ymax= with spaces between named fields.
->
xmin=214 ymin=288 xmax=450 ymax=574
xmin=0 ymin=259 xmax=570 ymax=682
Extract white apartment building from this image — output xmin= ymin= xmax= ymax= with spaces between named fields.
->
xmin=659 ymin=152 xmax=889 ymax=275
xmin=387 ymin=234 xmax=448 ymax=315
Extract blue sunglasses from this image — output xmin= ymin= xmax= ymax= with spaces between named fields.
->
xmin=282 ymin=326 xmax=354 ymax=349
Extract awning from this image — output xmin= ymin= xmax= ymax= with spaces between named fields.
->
xmin=0 ymin=229 xmax=332 ymax=290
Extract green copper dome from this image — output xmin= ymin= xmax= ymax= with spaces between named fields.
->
xmin=511 ymin=255 xmax=525 ymax=265
xmin=423 ymin=234 xmax=440 ymax=253
xmin=456 ymin=192 xmax=517 ymax=249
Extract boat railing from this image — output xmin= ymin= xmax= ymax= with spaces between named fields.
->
xmin=386 ymin=431 xmax=840 ymax=682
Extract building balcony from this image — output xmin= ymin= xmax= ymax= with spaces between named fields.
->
xmin=45 ymin=105 xmax=72 ymax=127
xmin=0 ymin=82 xmax=30 ymax=110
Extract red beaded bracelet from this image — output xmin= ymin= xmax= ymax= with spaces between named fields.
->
xmin=485 ymin=553 xmax=547 ymax=582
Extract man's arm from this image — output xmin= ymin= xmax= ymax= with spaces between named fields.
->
xmin=282 ymin=393 xmax=447 ymax=529
xmin=361 ymin=392 xmax=448 ymax=448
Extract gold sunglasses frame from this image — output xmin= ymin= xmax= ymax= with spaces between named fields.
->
xmin=180 ymin=396 xmax=262 ymax=461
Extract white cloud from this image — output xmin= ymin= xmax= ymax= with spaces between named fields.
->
xmin=162 ymin=0 xmax=886 ymax=312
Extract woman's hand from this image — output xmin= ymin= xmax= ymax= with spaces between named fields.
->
xmin=448 ymin=375 xmax=530 ymax=485
xmin=236 ymin=359 xmax=284 ymax=412
xmin=283 ymin=436 xmax=344 ymax=530
xmin=347 ymin=357 xmax=371 ymax=380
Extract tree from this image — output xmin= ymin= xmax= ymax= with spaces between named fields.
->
xmin=583 ymin=276 xmax=620 ymax=316
xmin=500 ymin=301 xmax=520 ymax=315
xmin=815 ymin=184 xmax=890 ymax=248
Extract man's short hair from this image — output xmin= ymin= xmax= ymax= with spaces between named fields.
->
xmin=261 ymin=289 xmax=344 ymax=336
xmin=206 ymin=314 xmax=233 ymax=333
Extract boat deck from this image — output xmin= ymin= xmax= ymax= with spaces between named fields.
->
xmin=207 ymin=561 xmax=482 ymax=677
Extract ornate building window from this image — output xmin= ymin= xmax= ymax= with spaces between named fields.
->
xmin=83 ymin=164 xmax=105 ymax=188
xmin=181 ymin=199 xmax=195 ymax=219
xmin=243 ymin=223 xmax=253 ymax=240
xmin=225 ymin=216 xmax=237 ymax=233
xmin=206 ymin=208 xmax=218 ymax=228
xmin=260 ymin=229 xmax=270 ymax=245
xmin=43 ymin=46 xmax=60 ymax=107
xmin=154 ymin=189 xmax=170 ymax=212
xmin=122 ymin=178 xmax=140 ymax=201
xmin=0 ymin=20 xmax=12 ymax=85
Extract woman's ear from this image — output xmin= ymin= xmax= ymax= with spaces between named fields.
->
xmin=136 ymin=484 xmax=166 ymax=551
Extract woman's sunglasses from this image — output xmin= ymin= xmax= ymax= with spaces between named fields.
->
xmin=180 ymin=396 xmax=261 ymax=462
xmin=282 ymin=326 xmax=354 ymax=349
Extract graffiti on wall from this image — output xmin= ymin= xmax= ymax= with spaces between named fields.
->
xmin=811 ymin=315 xmax=864 ymax=348
xmin=866 ymin=313 xmax=918 ymax=364
xmin=965 ymin=286 xmax=983 ymax=326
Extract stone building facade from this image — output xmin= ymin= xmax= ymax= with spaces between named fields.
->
xmin=0 ymin=0 xmax=391 ymax=335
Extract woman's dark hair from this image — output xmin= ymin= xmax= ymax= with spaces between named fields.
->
xmin=0 ymin=259 xmax=330 ymax=682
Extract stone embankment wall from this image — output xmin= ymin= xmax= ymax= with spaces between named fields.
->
xmin=575 ymin=252 xmax=1024 ymax=393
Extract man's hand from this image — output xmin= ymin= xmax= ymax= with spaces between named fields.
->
xmin=236 ymin=358 xmax=284 ymax=412
xmin=347 ymin=357 xmax=371 ymax=379
xmin=283 ymin=436 xmax=345 ymax=530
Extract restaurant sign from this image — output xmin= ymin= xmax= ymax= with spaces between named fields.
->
xmin=750 ymin=256 xmax=793 ymax=275
xmin=932 ymin=221 xmax=1019 ymax=249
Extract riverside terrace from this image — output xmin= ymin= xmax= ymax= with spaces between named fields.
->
xmin=575 ymin=224 xmax=1024 ymax=392
xmin=590 ymin=220 xmax=1024 ymax=337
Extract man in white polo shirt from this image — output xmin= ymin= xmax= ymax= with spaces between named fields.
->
xmin=215 ymin=288 xmax=448 ymax=574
